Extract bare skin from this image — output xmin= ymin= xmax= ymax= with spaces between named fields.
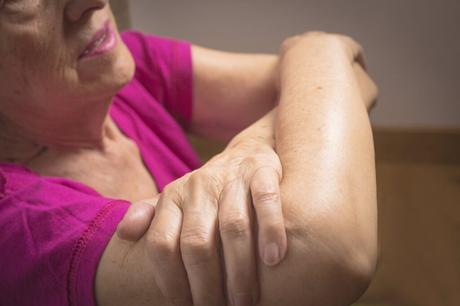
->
xmin=0 ymin=1 xmax=291 ymax=304
xmin=23 ymin=117 xmax=159 ymax=202
xmin=97 ymin=33 xmax=378 ymax=306
xmin=0 ymin=1 xmax=378 ymax=306
xmin=0 ymin=0 xmax=147 ymax=203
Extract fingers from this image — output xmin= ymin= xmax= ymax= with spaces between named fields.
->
xmin=117 ymin=196 xmax=159 ymax=241
xmin=180 ymin=176 xmax=225 ymax=306
xmin=250 ymin=167 xmax=287 ymax=267
xmin=353 ymin=62 xmax=379 ymax=110
xmin=336 ymin=35 xmax=364 ymax=64
xmin=287 ymin=31 xmax=365 ymax=66
xmin=144 ymin=191 xmax=194 ymax=306
xmin=219 ymin=179 xmax=259 ymax=306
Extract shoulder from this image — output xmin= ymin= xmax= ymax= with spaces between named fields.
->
xmin=0 ymin=163 xmax=129 ymax=306
xmin=120 ymin=30 xmax=191 ymax=67
xmin=116 ymin=31 xmax=195 ymax=129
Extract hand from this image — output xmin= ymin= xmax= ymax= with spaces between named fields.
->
xmin=280 ymin=31 xmax=363 ymax=64
xmin=117 ymin=137 xmax=287 ymax=306
xmin=279 ymin=31 xmax=378 ymax=110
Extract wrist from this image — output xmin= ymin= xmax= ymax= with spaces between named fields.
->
xmin=280 ymin=33 xmax=354 ymax=65
xmin=227 ymin=133 xmax=273 ymax=153
xmin=227 ymin=110 xmax=276 ymax=150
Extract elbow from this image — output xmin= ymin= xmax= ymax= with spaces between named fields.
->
xmin=283 ymin=198 xmax=378 ymax=305
xmin=331 ymin=217 xmax=378 ymax=302
xmin=340 ymin=242 xmax=378 ymax=303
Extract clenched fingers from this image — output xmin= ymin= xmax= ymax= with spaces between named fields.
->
xmin=180 ymin=174 xmax=225 ymax=306
xmin=219 ymin=179 xmax=259 ymax=306
xmin=144 ymin=190 xmax=194 ymax=306
xmin=250 ymin=166 xmax=287 ymax=267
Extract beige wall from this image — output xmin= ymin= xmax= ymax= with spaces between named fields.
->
xmin=129 ymin=0 xmax=460 ymax=128
xmin=111 ymin=0 xmax=131 ymax=31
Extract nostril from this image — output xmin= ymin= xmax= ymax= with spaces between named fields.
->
xmin=81 ymin=4 xmax=104 ymax=19
xmin=65 ymin=0 xmax=107 ymax=23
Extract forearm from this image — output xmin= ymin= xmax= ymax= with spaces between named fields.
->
xmin=227 ymin=38 xmax=377 ymax=305
xmin=228 ymin=58 xmax=376 ymax=150
xmin=98 ymin=36 xmax=378 ymax=306
xmin=274 ymin=37 xmax=377 ymax=303
xmin=191 ymin=46 xmax=279 ymax=142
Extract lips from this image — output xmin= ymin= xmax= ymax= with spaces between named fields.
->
xmin=79 ymin=20 xmax=117 ymax=60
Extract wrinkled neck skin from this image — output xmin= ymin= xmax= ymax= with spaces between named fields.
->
xmin=0 ymin=96 xmax=115 ymax=165
xmin=0 ymin=1 xmax=135 ymax=166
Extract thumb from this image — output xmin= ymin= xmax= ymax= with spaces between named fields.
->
xmin=117 ymin=195 xmax=160 ymax=241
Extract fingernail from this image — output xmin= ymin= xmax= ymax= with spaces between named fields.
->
xmin=234 ymin=293 xmax=254 ymax=306
xmin=263 ymin=242 xmax=280 ymax=266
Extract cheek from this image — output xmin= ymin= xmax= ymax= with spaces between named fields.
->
xmin=0 ymin=35 xmax=71 ymax=106
xmin=24 ymin=36 xmax=74 ymax=90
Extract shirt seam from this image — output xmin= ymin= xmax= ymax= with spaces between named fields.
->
xmin=67 ymin=200 xmax=124 ymax=306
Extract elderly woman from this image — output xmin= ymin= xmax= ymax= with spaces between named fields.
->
xmin=0 ymin=1 xmax=379 ymax=306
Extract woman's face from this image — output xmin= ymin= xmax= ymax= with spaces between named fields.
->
xmin=0 ymin=0 xmax=135 ymax=125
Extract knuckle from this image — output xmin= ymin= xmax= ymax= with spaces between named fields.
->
xmin=220 ymin=214 xmax=251 ymax=240
xmin=264 ymin=220 xmax=285 ymax=234
xmin=339 ymin=35 xmax=363 ymax=50
xmin=254 ymin=151 xmax=282 ymax=177
xmin=145 ymin=231 xmax=176 ymax=262
xmin=252 ymin=189 xmax=280 ymax=206
xmin=345 ymin=35 xmax=361 ymax=47
xmin=180 ymin=229 xmax=214 ymax=262
xmin=280 ymin=35 xmax=302 ymax=54
xmin=239 ymin=153 xmax=259 ymax=174
xmin=187 ymin=171 xmax=202 ymax=187
xmin=240 ymin=155 xmax=258 ymax=169
xmin=187 ymin=168 xmax=222 ymax=196
xmin=283 ymin=31 xmax=356 ymax=55
xmin=161 ymin=184 xmax=182 ymax=203
xmin=250 ymin=144 xmax=268 ymax=156
xmin=303 ymin=30 xmax=327 ymax=37
xmin=253 ymin=153 xmax=275 ymax=166
xmin=162 ymin=183 xmax=174 ymax=194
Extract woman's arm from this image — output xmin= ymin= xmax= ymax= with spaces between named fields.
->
xmin=190 ymin=45 xmax=279 ymax=142
xmin=191 ymin=33 xmax=378 ymax=305
xmin=258 ymin=33 xmax=378 ymax=305
xmin=190 ymin=42 xmax=375 ymax=143
xmin=95 ymin=33 xmax=378 ymax=306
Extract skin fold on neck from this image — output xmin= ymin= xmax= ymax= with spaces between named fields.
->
xmin=0 ymin=101 xmax=115 ymax=166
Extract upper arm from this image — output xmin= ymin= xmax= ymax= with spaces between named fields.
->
xmin=255 ymin=200 xmax=375 ymax=306
xmin=94 ymin=206 xmax=372 ymax=306
xmin=95 ymin=234 xmax=167 ymax=306
xmin=190 ymin=45 xmax=279 ymax=141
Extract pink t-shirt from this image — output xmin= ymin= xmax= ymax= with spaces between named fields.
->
xmin=0 ymin=32 xmax=201 ymax=306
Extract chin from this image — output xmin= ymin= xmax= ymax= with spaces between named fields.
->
xmin=77 ymin=39 xmax=135 ymax=100
xmin=106 ymin=41 xmax=136 ymax=91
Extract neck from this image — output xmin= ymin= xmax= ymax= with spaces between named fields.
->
xmin=0 ymin=101 xmax=114 ymax=165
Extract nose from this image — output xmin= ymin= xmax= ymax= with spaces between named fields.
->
xmin=65 ymin=0 xmax=108 ymax=23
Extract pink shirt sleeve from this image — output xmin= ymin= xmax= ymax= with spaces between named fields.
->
xmin=0 ymin=165 xmax=129 ymax=306
xmin=0 ymin=31 xmax=198 ymax=306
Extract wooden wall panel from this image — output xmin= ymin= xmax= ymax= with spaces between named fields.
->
xmin=356 ymin=129 xmax=460 ymax=306
xmin=190 ymin=129 xmax=460 ymax=306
